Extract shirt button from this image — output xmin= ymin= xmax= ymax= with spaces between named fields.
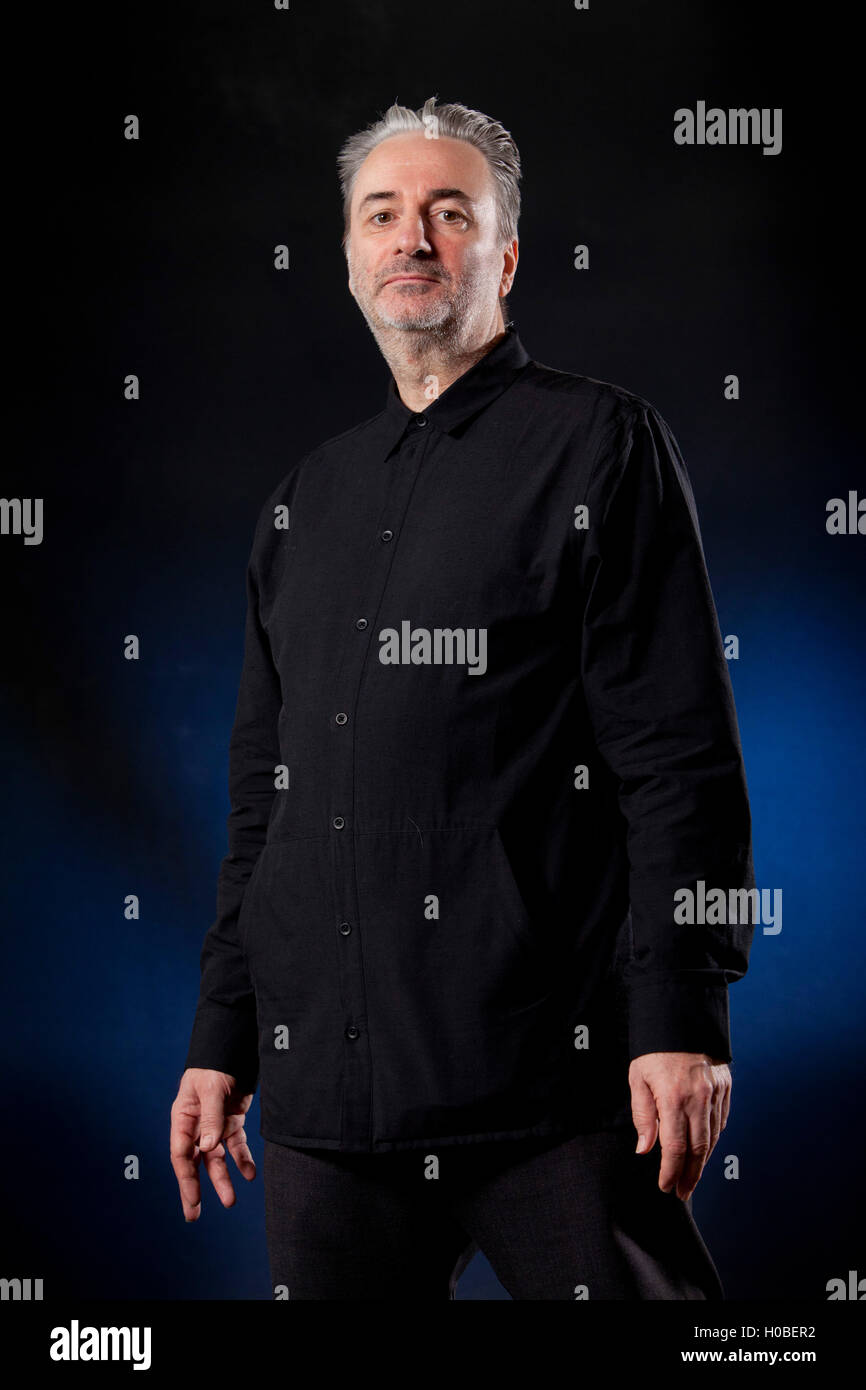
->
xmin=338 ymin=921 xmax=352 ymax=936
xmin=380 ymin=529 xmax=393 ymax=542
xmin=335 ymin=712 xmax=348 ymax=725
xmin=333 ymin=815 xmax=345 ymax=830
xmin=414 ymin=414 xmax=428 ymax=427
xmin=355 ymin=617 xmax=368 ymax=630
xmin=345 ymin=1025 xmax=360 ymax=1041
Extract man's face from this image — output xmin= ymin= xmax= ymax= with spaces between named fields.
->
xmin=345 ymin=130 xmax=515 ymax=340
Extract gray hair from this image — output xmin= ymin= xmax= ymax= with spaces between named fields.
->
xmin=337 ymin=96 xmax=522 ymax=251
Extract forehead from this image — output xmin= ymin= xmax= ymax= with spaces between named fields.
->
xmin=352 ymin=131 xmax=495 ymax=202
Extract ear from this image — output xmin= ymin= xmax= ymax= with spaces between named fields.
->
xmin=344 ymin=241 xmax=357 ymax=301
xmin=500 ymin=236 xmax=519 ymax=295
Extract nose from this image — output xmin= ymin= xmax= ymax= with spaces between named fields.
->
xmin=393 ymin=210 xmax=433 ymax=257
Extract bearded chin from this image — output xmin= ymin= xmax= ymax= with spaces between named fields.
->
xmin=371 ymin=280 xmax=470 ymax=335
xmin=378 ymin=300 xmax=454 ymax=330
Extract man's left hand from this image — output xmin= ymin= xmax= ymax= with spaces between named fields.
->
xmin=628 ymin=1052 xmax=731 ymax=1200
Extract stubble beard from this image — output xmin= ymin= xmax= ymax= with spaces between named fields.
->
xmin=349 ymin=254 xmax=487 ymax=356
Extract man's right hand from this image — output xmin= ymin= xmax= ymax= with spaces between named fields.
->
xmin=170 ymin=1068 xmax=256 ymax=1221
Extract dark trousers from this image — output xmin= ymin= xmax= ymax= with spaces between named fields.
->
xmin=263 ymin=1125 xmax=724 ymax=1300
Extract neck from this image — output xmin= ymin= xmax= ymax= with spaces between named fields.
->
xmin=376 ymin=308 xmax=508 ymax=413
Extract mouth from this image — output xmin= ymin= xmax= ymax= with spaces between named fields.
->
xmin=383 ymin=275 xmax=440 ymax=286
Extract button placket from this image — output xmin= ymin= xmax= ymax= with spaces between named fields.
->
xmin=327 ymin=422 xmax=432 ymax=1147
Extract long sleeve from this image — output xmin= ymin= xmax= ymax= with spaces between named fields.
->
xmin=183 ymin=527 xmax=282 ymax=1090
xmin=579 ymin=400 xmax=756 ymax=1063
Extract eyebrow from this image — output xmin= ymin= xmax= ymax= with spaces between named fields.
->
xmin=358 ymin=186 xmax=476 ymax=211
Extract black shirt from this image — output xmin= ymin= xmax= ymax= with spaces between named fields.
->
xmin=184 ymin=325 xmax=756 ymax=1152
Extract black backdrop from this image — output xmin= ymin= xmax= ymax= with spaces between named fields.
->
xmin=3 ymin=0 xmax=864 ymax=1312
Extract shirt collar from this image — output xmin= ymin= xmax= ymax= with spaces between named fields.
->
xmin=380 ymin=324 xmax=531 ymax=452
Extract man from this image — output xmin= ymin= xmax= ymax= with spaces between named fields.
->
xmin=170 ymin=97 xmax=756 ymax=1300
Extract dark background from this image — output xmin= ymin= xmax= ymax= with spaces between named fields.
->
xmin=3 ymin=1 xmax=863 ymax=1299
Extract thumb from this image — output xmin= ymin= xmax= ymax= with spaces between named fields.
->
xmin=198 ymin=1098 xmax=227 ymax=1152
xmin=630 ymin=1069 xmax=659 ymax=1155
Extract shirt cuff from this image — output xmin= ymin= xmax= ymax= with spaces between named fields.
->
xmin=627 ymin=977 xmax=732 ymax=1063
xmin=184 ymin=1001 xmax=260 ymax=1092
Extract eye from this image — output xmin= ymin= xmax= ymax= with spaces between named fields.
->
xmin=438 ymin=209 xmax=467 ymax=224
xmin=371 ymin=211 xmax=393 ymax=224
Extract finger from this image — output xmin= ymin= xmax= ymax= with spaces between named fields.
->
xmin=720 ymin=1071 xmax=732 ymax=1130
xmin=198 ymin=1091 xmax=228 ymax=1153
xmin=678 ymin=1086 xmax=714 ymax=1200
xmin=629 ymin=1070 xmax=660 ymax=1154
xmin=707 ymin=1081 xmax=724 ymax=1161
xmin=224 ymin=1123 xmax=257 ymax=1181
xmin=201 ymin=1142 xmax=238 ymax=1208
xmin=657 ymin=1102 xmax=689 ymax=1195
xmin=170 ymin=1108 xmax=204 ymax=1221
